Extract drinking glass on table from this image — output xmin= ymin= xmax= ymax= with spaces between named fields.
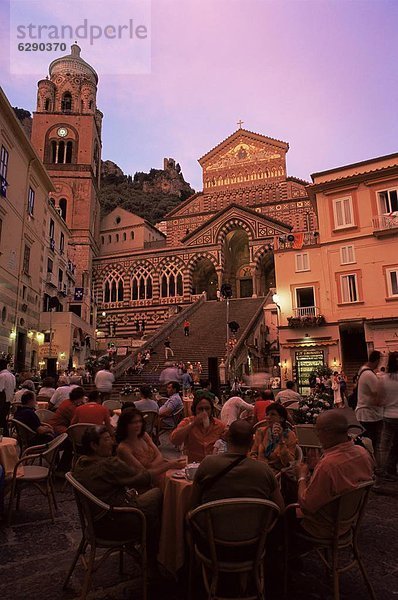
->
xmin=180 ymin=446 xmax=188 ymax=467
xmin=0 ymin=428 xmax=3 ymax=442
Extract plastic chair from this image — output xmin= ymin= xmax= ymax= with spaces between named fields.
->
xmin=35 ymin=409 xmax=54 ymax=424
xmin=10 ymin=418 xmax=37 ymax=456
xmin=67 ymin=424 xmax=96 ymax=467
xmin=102 ymin=399 xmax=122 ymax=411
xmin=187 ymin=497 xmax=280 ymax=600
xmin=283 ymin=480 xmax=376 ymax=600
xmin=7 ymin=433 xmax=67 ymax=525
xmin=63 ymin=472 xmax=147 ymax=600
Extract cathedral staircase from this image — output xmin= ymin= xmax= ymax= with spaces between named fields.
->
xmin=114 ymin=296 xmax=267 ymax=385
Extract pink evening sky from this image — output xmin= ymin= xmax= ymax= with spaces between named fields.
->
xmin=0 ymin=0 xmax=397 ymax=190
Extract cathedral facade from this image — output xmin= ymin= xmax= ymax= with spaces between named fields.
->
xmin=94 ymin=127 xmax=319 ymax=345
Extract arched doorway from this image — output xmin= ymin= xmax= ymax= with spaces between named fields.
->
xmin=223 ymin=229 xmax=251 ymax=298
xmin=191 ymin=257 xmax=218 ymax=300
xmin=256 ymin=252 xmax=275 ymax=297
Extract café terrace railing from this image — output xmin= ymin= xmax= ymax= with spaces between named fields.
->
xmin=372 ymin=214 xmax=398 ymax=233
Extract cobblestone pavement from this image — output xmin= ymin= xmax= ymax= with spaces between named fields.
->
xmin=1 ymin=437 xmax=397 ymax=600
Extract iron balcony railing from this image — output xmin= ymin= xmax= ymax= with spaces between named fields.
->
xmin=372 ymin=214 xmax=398 ymax=231
xmin=293 ymin=306 xmax=320 ymax=318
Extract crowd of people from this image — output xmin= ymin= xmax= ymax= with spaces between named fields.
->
xmin=0 ymin=349 xmax=397 ymax=596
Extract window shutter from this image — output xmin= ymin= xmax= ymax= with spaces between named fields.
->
xmin=343 ymin=198 xmax=352 ymax=225
xmin=335 ymin=200 xmax=344 ymax=227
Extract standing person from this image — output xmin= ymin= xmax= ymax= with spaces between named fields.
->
xmin=164 ymin=337 xmax=174 ymax=360
xmin=183 ymin=319 xmax=190 ymax=337
xmin=94 ymin=364 xmax=115 ymax=403
xmin=331 ymin=371 xmax=343 ymax=408
xmin=355 ymin=350 xmax=383 ymax=465
xmin=0 ymin=358 xmax=16 ymax=436
xmin=378 ymin=351 xmax=398 ymax=481
xmin=181 ymin=369 xmax=193 ymax=394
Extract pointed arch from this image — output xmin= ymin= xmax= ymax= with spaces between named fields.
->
xmin=158 ymin=258 xmax=185 ymax=298
xmin=130 ymin=262 xmax=153 ymax=300
xmin=103 ymin=270 xmax=124 ymax=302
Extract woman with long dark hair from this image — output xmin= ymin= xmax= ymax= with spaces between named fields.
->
xmin=116 ymin=408 xmax=184 ymax=483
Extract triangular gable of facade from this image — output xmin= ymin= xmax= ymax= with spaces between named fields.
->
xmin=164 ymin=192 xmax=204 ymax=220
xmin=100 ymin=206 xmax=165 ymax=237
xmin=198 ymin=128 xmax=289 ymax=166
xmin=181 ymin=203 xmax=292 ymax=247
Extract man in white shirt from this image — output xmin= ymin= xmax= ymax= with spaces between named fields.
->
xmin=0 ymin=358 xmax=16 ymax=435
xmin=49 ymin=376 xmax=78 ymax=410
xmin=220 ymin=395 xmax=254 ymax=426
xmin=355 ymin=350 xmax=383 ymax=465
xmin=275 ymin=381 xmax=302 ymax=404
xmin=94 ymin=366 xmax=115 ymax=402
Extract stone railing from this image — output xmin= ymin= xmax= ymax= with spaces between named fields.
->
xmin=372 ymin=214 xmax=398 ymax=232
xmin=112 ymin=294 xmax=206 ymax=378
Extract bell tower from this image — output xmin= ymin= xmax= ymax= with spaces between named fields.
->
xmin=31 ymin=43 xmax=102 ymax=324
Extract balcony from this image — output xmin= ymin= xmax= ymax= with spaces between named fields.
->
xmin=46 ymin=272 xmax=57 ymax=287
xmin=0 ymin=175 xmax=8 ymax=198
xmin=288 ymin=307 xmax=326 ymax=328
xmin=372 ymin=214 xmax=398 ymax=237
xmin=275 ymin=231 xmax=320 ymax=251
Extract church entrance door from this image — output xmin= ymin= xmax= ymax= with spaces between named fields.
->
xmin=240 ymin=278 xmax=253 ymax=298
xmin=223 ymin=229 xmax=251 ymax=298
xmin=191 ymin=257 xmax=218 ymax=300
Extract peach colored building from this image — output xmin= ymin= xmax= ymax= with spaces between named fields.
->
xmin=274 ymin=152 xmax=398 ymax=394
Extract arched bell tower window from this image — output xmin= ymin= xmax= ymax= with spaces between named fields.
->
xmin=59 ymin=198 xmax=67 ymax=221
xmin=61 ymin=92 xmax=72 ymax=112
xmin=50 ymin=140 xmax=73 ymax=164
xmin=44 ymin=98 xmax=50 ymax=111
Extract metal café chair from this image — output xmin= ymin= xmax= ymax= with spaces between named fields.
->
xmin=35 ymin=408 xmax=54 ymax=424
xmin=63 ymin=472 xmax=147 ymax=600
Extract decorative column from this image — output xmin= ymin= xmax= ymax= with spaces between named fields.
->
xmin=250 ymin=264 xmax=258 ymax=298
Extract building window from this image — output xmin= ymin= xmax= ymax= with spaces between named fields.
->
xmin=131 ymin=231 xmax=134 ymax=240
xmin=28 ymin=187 xmax=35 ymax=216
xmin=123 ymin=232 xmax=126 ymax=241
xmin=295 ymin=253 xmax=310 ymax=272
xmin=294 ymin=286 xmax=316 ymax=316
xmin=386 ymin=268 xmax=398 ymax=297
xmin=59 ymin=198 xmax=67 ymax=220
xmin=103 ymin=274 xmax=124 ymax=302
xmin=51 ymin=141 xmax=73 ymax=164
xmin=116 ymin=233 xmax=119 ymax=242
xmin=22 ymin=285 xmax=26 ymax=299
xmin=108 ymin=235 xmax=111 ymax=243
xmin=23 ymin=244 xmax=30 ymax=274
xmin=101 ymin=235 xmax=104 ymax=244
xmin=49 ymin=218 xmax=55 ymax=240
xmin=58 ymin=268 xmax=63 ymax=283
xmin=160 ymin=264 xmax=184 ymax=297
xmin=61 ymin=92 xmax=72 ymax=112
xmin=333 ymin=197 xmax=354 ymax=229
xmin=0 ymin=145 xmax=9 ymax=182
xmin=47 ymin=258 xmax=53 ymax=273
xmin=340 ymin=274 xmax=358 ymax=303
xmin=340 ymin=245 xmax=356 ymax=265
xmin=131 ymin=265 xmax=153 ymax=300
xmin=60 ymin=232 xmax=65 ymax=254
xmin=378 ymin=188 xmax=398 ymax=214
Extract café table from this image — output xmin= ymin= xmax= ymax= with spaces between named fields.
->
xmin=158 ymin=469 xmax=194 ymax=576
xmin=36 ymin=401 xmax=49 ymax=410
xmin=0 ymin=437 xmax=24 ymax=477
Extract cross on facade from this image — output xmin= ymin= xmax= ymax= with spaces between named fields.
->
xmin=237 ymin=119 xmax=244 ymax=129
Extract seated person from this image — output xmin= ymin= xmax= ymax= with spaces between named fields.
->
xmin=37 ymin=377 xmax=56 ymax=400
xmin=14 ymin=391 xmax=54 ymax=445
xmin=49 ymin=376 xmax=78 ymax=411
xmin=220 ymin=395 xmax=254 ymax=426
xmin=134 ymin=385 xmax=159 ymax=414
xmin=49 ymin=386 xmax=85 ymax=435
xmin=170 ymin=393 xmax=225 ymax=463
xmin=295 ymin=410 xmax=374 ymax=539
xmin=115 ymin=408 xmax=185 ymax=484
xmin=251 ymin=402 xmax=297 ymax=471
xmin=191 ymin=420 xmax=284 ymax=510
xmin=253 ymin=390 xmax=275 ymax=423
xmin=158 ymin=381 xmax=183 ymax=428
xmin=275 ymin=380 xmax=302 ymax=405
xmin=73 ymin=426 xmax=162 ymax=558
xmin=71 ymin=390 xmax=114 ymax=436
xmin=13 ymin=379 xmax=36 ymax=405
